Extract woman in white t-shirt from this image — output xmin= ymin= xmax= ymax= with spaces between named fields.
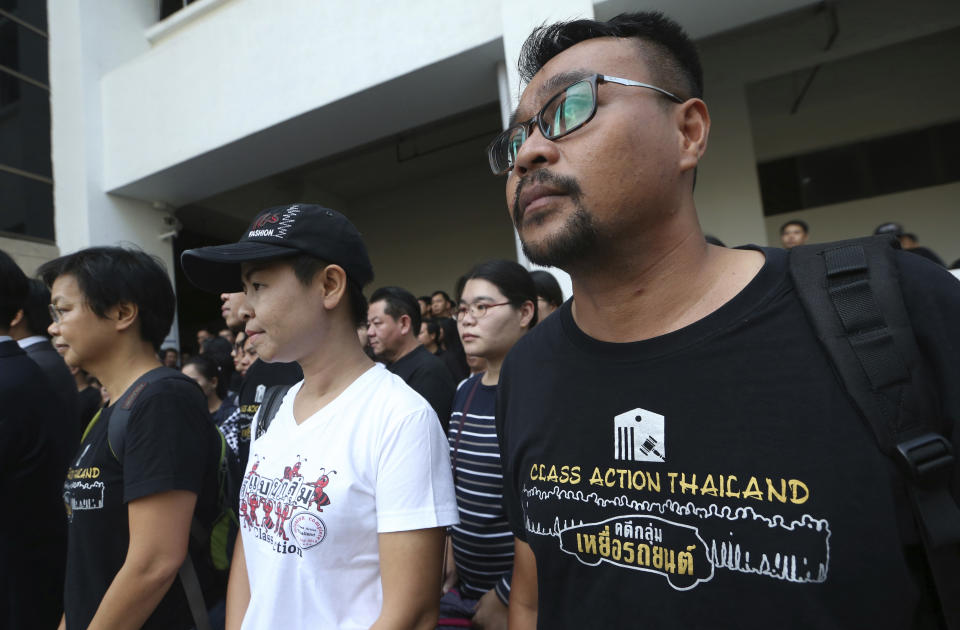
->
xmin=181 ymin=205 xmax=458 ymax=630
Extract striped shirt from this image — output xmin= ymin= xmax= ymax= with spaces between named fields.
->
xmin=447 ymin=374 xmax=513 ymax=604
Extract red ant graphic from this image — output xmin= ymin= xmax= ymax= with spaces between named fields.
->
xmin=306 ymin=469 xmax=337 ymax=512
xmin=239 ymin=500 xmax=250 ymax=528
xmin=283 ymin=458 xmax=303 ymax=481
xmin=262 ymin=499 xmax=275 ymax=530
xmin=248 ymin=495 xmax=260 ymax=526
xmin=274 ymin=503 xmax=294 ymax=540
xmin=247 ymin=459 xmax=260 ymax=478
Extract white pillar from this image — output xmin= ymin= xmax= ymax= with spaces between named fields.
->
xmin=497 ymin=0 xmax=594 ymax=300
xmin=47 ymin=0 xmax=181 ymax=350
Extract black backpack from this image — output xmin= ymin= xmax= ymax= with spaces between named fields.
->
xmin=255 ymin=383 xmax=293 ymax=439
xmin=789 ymin=235 xmax=960 ymax=629
xmin=97 ymin=367 xmax=240 ymax=630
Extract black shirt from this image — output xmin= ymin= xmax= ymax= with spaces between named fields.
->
xmin=497 ymin=247 xmax=960 ymax=629
xmin=62 ymin=374 xmax=220 ymax=630
xmin=388 ymin=344 xmax=456 ymax=432
xmin=234 ymin=359 xmax=303 ymax=469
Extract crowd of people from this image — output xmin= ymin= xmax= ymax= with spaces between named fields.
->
xmin=2 ymin=9 xmax=959 ymax=630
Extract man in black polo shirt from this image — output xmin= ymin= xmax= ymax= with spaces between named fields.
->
xmin=367 ymin=286 xmax=455 ymax=431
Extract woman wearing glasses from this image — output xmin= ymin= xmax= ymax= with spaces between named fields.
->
xmin=440 ymin=260 xmax=537 ymax=629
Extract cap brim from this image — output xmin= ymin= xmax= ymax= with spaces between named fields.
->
xmin=181 ymin=242 xmax=300 ymax=293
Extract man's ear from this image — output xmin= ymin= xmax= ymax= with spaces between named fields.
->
xmin=113 ymin=301 xmax=139 ymax=333
xmin=398 ymin=314 xmax=412 ymax=337
xmin=676 ymin=98 xmax=710 ymax=174
xmin=8 ymin=308 xmax=24 ymax=330
xmin=320 ymin=265 xmax=348 ymax=312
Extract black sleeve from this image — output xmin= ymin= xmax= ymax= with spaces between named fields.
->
xmin=897 ymin=251 xmax=960 ymax=492
xmin=121 ymin=380 xmax=213 ymax=503
xmin=496 ymin=354 xmax=527 ymax=542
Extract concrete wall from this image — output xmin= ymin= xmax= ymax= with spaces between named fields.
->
xmin=100 ymin=0 xmax=503 ymax=197
xmin=349 ymin=164 xmax=515 ymax=297
xmin=694 ymin=0 xmax=960 ymax=248
xmin=0 ymin=235 xmax=59 ymax=277
xmin=764 ymin=182 xmax=960 ymax=266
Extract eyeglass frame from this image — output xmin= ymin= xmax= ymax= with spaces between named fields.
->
xmin=486 ymin=73 xmax=685 ymax=175
xmin=455 ymin=301 xmax=513 ymax=321
xmin=49 ymin=303 xmax=66 ymax=324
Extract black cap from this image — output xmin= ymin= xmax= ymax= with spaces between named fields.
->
xmin=181 ymin=204 xmax=374 ymax=293
xmin=874 ymin=222 xmax=904 ymax=236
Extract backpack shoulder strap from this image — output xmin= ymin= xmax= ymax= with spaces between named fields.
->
xmin=107 ymin=367 xmax=201 ymax=464
xmin=255 ymin=384 xmax=293 ymax=439
xmin=789 ymin=235 xmax=960 ymax=628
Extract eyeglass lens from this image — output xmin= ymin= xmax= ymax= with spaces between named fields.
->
xmin=496 ymin=79 xmax=596 ymax=173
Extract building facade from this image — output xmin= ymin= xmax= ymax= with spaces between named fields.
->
xmin=3 ymin=0 xmax=958 ymax=344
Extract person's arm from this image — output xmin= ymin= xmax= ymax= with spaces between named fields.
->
xmin=225 ymin=534 xmax=250 ymax=630
xmin=441 ymin=534 xmax=457 ymax=594
xmin=471 ymin=587 xmax=508 ymax=630
xmin=508 ymin=538 xmax=538 ymax=630
xmin=86 ymin=490 xmax=196 ymax=630
xmin=370 ymin=527 xmax=445 ymax=630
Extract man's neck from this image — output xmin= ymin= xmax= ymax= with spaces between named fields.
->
xmin=569 ymin=229 xmax=764 ymax=343
xmin=390 ymin=338 xmax=421 ymax=364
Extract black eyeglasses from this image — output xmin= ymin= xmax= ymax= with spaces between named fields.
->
xmin=486 ymin=73 xmax=684 ymax=175
xmin=456 ymin=301 xmax=511 ymax=321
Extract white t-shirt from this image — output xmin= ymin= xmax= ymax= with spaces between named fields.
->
xmin=238 ymin=363 xmax=459 ymax=629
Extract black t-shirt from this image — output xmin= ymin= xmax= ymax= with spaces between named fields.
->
xmin=62 ymin=374 xmax=220 ymax=630
xmin=497 ymin=247 xmax=960 ymax=629
xmin=235 ymin=359 xmax=302 ymax=469
xmin=388 ymin=344 xmax=456 ymax=432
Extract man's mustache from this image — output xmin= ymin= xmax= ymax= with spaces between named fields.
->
xmin=512 ymin=170 xmax=583 ymax=227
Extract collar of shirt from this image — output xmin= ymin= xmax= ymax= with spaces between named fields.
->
xmin=17 ymin=335 xmax=48 ymax=348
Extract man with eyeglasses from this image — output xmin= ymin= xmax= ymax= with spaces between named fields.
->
xmin=367 ymin=286 xmax=455 ymax=431
xmin=492 ymin=12 xmax=960 ymax=630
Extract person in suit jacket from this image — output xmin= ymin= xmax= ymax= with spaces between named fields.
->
xmin=0 ymin=250 xmax=74 ymax=630
xmin=10 ymin=278 xmax=81 ymax=445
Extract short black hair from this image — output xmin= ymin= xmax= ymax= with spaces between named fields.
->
xmin=529 ymin=270 xmax=563 ymax=308
xmin=0 ymin=249 xmax=29 ymax=329
xmin=704 ymin=234 xmax=726 ymax=247
xmin=370 ymin=286 xmax=421 ymax=335
xmin=458 ymin=259 xmax=538 ymax=328
xmin=420 ymin=317 xmax=441 ymax=342
xmin=519 ymin=12 xmax=703 ymax=101
xmin=289 ymin=254 xmax=368 ymax=325
xmin=21 ymin=279 xmax=52 ymax=337
xmin=182 ymin=354 xmax=228 ymax=399
xmin=37 ymin=246 xmax=175 ymax=352
xmin=161 ymin=347 xmax=178 ymax=358
xmin=780 ymin=220 xmax=809 ymax=234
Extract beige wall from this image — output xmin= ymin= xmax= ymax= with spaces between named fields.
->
xmin=765 ymin=181 xmax=960 ymax=266
xmin=694 ymin=0 xmax=960 ymax=249
xmin=0 ymin=235 xmax=59 ymax=277
xmin=347 ymin=164 xmax=516 ymax=298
